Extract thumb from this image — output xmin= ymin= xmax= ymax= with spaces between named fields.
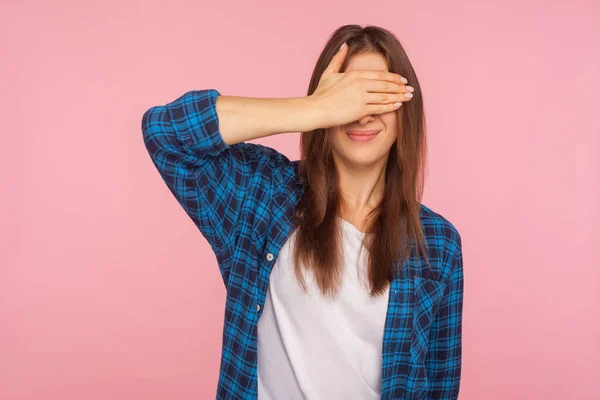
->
xmin=324 ymin=42 xmax=347 ymax=75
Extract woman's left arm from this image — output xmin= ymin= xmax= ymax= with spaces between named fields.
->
xmin=425 ymin=234 xmax=464 ymax=399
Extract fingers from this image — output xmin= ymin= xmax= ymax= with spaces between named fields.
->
xmin=363 ymin=79 xmax=415 ymax=113
xmin=354 ymin=69 xmax=408 ymax=85
xmin=324 ymin=42 xmax=348 ymax=75
xmin=364 ymin=90 xmax=414 ymax=105
xmin=365 ymin=102 xmax=404 ymax=115
xmin=362 ymin=78 xmax=412 ymax=94
xmin=362 ymin=79 xmax=414 ymax=105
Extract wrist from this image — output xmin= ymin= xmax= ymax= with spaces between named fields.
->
xmin=298 ymin=95 xmax=326 ymax=132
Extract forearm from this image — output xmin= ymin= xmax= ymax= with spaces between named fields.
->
xmin=216 ymin=95 xmax=322 ymax=145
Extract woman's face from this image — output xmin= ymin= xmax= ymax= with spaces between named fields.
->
xmin=327 ymin=51 xmax=399 ymax=169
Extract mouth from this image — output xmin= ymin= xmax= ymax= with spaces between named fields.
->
xmin=346 ymin=129 xmax=381 ymax=142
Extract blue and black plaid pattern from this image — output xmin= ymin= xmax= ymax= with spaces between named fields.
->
xmin=142 ymin=89 xmax=463 ymax=400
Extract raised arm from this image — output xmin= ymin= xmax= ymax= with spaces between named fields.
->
xmin=141 ymin=89 xmax=320 ymax=283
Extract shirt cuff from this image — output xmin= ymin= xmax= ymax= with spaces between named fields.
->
xmin=166 ymin=89 xmax=230 ymax=158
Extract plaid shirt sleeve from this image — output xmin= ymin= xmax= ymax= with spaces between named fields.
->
xmin=141 ymin=89 xmax=281 ymax=283
xmin=424 ymin=232 xmax=464 ymax=399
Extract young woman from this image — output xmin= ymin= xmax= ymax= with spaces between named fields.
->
xmin=142 ymin=25 xmax=463 ymax=400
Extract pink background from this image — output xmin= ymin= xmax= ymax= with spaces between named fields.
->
xmin=2 ymin=1 xmax=598 ymax=399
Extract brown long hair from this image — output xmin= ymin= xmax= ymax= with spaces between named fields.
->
xmin=292 ymin=24 xmax=429 ymax=299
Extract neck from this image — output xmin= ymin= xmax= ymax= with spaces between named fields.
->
xmin=334 ymin=155 xmax=387 ymax=217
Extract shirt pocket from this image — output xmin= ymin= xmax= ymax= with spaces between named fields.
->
xmin=410 ymin=276 xmax=446 ymax=363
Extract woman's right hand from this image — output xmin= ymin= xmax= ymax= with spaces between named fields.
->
xmin=310 ymin=42 xmax=413 ymax=129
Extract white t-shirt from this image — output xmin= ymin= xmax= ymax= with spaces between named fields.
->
xmin=257 ymin=217 xmax=390 ymax=399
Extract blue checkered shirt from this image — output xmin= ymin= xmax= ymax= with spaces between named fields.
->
xmin=141 ymin=89 xmax=463 ymax=399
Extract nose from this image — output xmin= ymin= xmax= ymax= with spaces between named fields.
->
xmin=357 ymin=114 xmax=375 ymax=124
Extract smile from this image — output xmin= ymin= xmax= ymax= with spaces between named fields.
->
xmin=346 ymin=129 xmax=381 ymax=142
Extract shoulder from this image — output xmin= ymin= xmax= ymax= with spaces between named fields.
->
xmin=419 ymin=203 xmax=461 ymax=242
xmin=418 ymin=203 xmax=463 ymax=280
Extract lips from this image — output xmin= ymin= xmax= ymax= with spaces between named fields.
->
xmin=346 ymin=129 xmax=381 ymax=136
xmin=346 ymin=129 xmax=381 ymax=142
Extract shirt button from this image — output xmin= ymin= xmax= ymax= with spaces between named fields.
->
xmin=256 ymin=303 xmax=261 ymax=312
xmin=296 ymin=210 xmax=303 ymax=217
xmin=266 ymin=253 xmax=274 ymax=261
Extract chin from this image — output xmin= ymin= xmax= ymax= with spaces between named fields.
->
xmin=343 ymin=151 xmax=382 ymax=166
